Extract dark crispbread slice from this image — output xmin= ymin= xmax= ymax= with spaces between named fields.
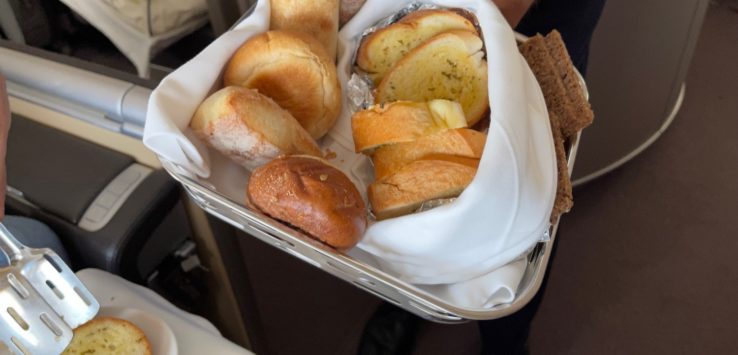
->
xmin=548 ymin=111 xmax=573 ymax=222
xmin=544 ymin=30 xmax=594 ymax=138
xmin=518 ymin=35 xmax=578 ymax=140
xmin=519 ymin=32 xmax=590 ymax=221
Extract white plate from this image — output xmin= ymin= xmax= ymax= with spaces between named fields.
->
xmin=96 ymin=306 xmax=178 ymax=355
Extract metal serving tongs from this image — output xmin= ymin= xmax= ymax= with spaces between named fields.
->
xmin=0 ymin=223 xmax=99 ymax=354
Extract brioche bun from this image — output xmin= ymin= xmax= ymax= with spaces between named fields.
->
xmin=247 ymin=155 xmax=367 ymax=249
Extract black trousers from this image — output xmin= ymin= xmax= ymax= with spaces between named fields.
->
xmin=516 ymin=0 xmax=608 ymax=75
xmin=477 ymin=239 xmax=559 ymax=355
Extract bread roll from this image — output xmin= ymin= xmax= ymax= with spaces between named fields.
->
xmin=190 ymin=86 xmax=321 ymax=170
xmin=270 ymin=0 xmax=339 ymax=60
xmin=357 ymin=9 xmax=477 ymax=84
xmin=371 ymin=128 xmax=486 ymax=179
xmin=62 ymin=317 xmax=151 ymax=355
xmin=223 ymin=30 xmax=342 ymax=140
xmin=375 ymin=30 xmax=489 ymax=126
xmin=368 ymin=159 xmax=477 ymax=220
xmin=351 ymin=100 xmax=467 ymax=153
xmin=247 ymin=155 xmax=367 ymax=249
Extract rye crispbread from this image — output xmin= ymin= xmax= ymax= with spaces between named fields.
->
xmin=549 ymin=111 xmax=574 ymax=221
xmin=544 ymin=31 xmax=594 ymax=138
xmin=519 ymin=30 xmax=593 ymax=221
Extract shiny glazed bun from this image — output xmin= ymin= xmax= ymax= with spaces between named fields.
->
xmin=247 ymin=155 xmax=367 ymax=249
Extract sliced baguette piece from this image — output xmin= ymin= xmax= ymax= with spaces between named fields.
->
xmin=62 ymin=317 xmax=151 ymax=355
xmin=368 ymin=159 xmax=477 ymax=220
xmin=190 ymin=86 xmax=321 ymax=171
xmin=223 ymin=30 xmax=341 ymax=140
xmin=544 ymin=30 xmax=594 ymax=138
xmin=375 ymin=30 xmax=489 ymax=126
xmin=371 ymin=128 xmax=486 ymax=179
xmin=270 ymin=0 xmax=339 ymax=60
xmin=352 ymin=99 xmax=467 ymax=153
xmin=357 ymin=9 xmax=477 ymax=83
xmin=419 ymin=154 xmax=480 ymax=168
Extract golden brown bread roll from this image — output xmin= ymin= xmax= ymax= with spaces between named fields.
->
xmin=247 ymin=155 xmax=367 ymax=249
xmin=189 ymin=86 xmax=321 ymax=170
xmin=223 ymin=30 xmax=342 ymax=140
xmin=270 ymin=0 xmax=339 ymax=60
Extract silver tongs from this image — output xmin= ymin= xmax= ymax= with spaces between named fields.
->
xmin=0 ymin=223 xmax=99 ymax=354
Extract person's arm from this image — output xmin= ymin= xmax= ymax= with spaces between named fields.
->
xmin=493 ymin=0 xmax=535 ymax=27
xmin=0 ymin=74 xmax=10 ymax=220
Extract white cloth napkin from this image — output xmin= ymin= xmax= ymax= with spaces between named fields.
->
xmin=143 ymin=0 xmax=556 ymax=310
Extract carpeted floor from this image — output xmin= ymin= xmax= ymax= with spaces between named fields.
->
xmin=528 ymin=1 xmax=738 ymax=353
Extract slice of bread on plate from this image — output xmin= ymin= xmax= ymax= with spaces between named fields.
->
xmin=357 ymin=9 xmax=477 ymax=84
xmin=62 ymin=317 xmax=151 ymax=355
xmin=190 ymin=86 xmax=321 ymax=171
xmin=368 ymin=158 xmax=477 ymax=220
xmin=352 ymin=100 xmax=467 ymax=153
xmin=375 ymin=30 xmax=489 ymax=126
xmin=371 ymin=128 xmax=486 ymax=179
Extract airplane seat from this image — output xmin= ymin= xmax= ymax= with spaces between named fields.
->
xmin=57 ymin=0 xmax=209 ymax=78
xmin=0 ymin=215 xmax=70 ymax=267
xmin=4 ymin=114 xmax=195 ymax=289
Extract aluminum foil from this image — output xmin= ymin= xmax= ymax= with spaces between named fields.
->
xmin=347 ymin=2 xmax=484 ymax=216
xmin=417 ymin=197 xmax=457 ymax=212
